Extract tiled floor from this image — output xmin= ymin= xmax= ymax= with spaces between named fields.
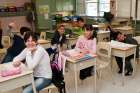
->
xmin=5 ymin=60 xmax=140 ymax=93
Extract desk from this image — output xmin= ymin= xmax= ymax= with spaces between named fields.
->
xmin=97 ymin=31 xmax=110 ymax=42
xmin=67 ymin=57 xmax=97 ymax=93
xmin=0 ymin=63 xmax=36 ymax=93
xmin=114 ymin=26 xmax=134 ymax=35
xmin=110 ymin=41 xmax=136 ymax=85
xmin=38 ymin=39 xmax=51 ymax=49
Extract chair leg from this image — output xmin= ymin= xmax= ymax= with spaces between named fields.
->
xmin=48 ymin=89 xmax=52 ymax=93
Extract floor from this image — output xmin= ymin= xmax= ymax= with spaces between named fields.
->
xmin=5 ymin=59 xmax=140 ymax=93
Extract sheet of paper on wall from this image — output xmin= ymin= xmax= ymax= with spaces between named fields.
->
xmin=44 ymin=13 xmax=49 ymax=19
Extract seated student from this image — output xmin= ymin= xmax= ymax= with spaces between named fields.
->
xmin=75 ymin=24 xmax=96 ymax=80
xmin=0 ymin=20 xmax=3 ymax=48
xmin=12 ymin=32 xmax=52 ymax=93
xmin=1 ymin=27 xmax=31 ymax=63
xmin=46 ymin=24 xmax=66 ymax=55
xmin=114 ymin=31 xmax=139 ymax=76
xmin=75 ymin=24 xmax=96 ymax=53
xmin=72 ymin=17 xmax=85 ymax=36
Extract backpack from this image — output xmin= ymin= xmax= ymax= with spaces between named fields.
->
xmin=51 ymin=52 xmax=66 ymax=93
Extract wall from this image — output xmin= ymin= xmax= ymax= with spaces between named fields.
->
xmin=116 ymin=0 xmax=140 ymax=20
xmin=0 ymin=0 xmax=32 ymax=35
xmin=0 ymin=0 xmax=30 ymax=7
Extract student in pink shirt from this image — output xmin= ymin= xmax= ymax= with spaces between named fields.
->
xmin=75 ymin=24 xmax=96 ymax=54
xmin=75 ymin=24 xmax=97 ymax=80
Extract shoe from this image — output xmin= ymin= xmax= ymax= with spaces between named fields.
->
xmin=125 ymin=70 xmax=133 ymax=76
xmin=118 ymin=69 xmax=122 ymax=74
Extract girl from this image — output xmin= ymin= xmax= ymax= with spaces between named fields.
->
xmin=75 ymin=24 xmax=96 ymax=54
xmin=47 ymin=24 xmax=66 ymax=55
xmin=13 ymin=32 xmax=52 ymax=93
xmin=75 ymin=24 xmax=96 ymax=80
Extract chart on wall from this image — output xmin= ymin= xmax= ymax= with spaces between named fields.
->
xmin=76 ymin=0 xmax=86 ymax=16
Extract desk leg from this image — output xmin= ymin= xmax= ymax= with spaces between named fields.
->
xmin=74 ymin=64 xmax=78 ymax=93
xmin=94 ymin=62 xmax=97 ymax=93
xmin=31 ymin=74 xmax=37 ymax=93
xmin=133 ymin=48 xmax=136 ymax=77
xmin=122 ymin=57 xmax=125 ymax=86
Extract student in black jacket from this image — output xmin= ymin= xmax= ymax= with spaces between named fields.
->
xmin=114 ymin=31 xmax=139 ymax=76
xmin=46 ymin=24 xmax=66 ymax=55
xmin=1 ymin=27 xmax=31 ymax=63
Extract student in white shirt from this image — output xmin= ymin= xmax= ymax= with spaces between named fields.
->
xmin=13 ymin=31 xmax=52 ymax=93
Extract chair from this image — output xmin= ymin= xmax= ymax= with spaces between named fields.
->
xmin=40 ymin=32 xmax=46 ymax=40
xmin=1 ymin=36 xmax=11 ymax=49
xmin=96 ymin=42 xmax=114 ymax=83
xmin=40 ymin=52 xmax=66 ymax=93
xmin=0 ymin=48 xmax=7 ymax=63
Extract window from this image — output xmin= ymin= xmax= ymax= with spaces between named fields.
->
xmin=85 ymin=0 xmax=110 ymax=16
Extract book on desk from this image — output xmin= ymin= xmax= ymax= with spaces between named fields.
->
xmin=63 ymin=49 xmax=96 ymax=62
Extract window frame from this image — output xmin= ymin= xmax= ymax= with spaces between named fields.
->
xmin=85 ymin=0 xmax=110 ymax=17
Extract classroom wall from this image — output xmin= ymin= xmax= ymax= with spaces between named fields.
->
xmin=116 ymin=0 xmax=140 ymax=20
xmin=0 ymin=0 xmax=32 ymax=35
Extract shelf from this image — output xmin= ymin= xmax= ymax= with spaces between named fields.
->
xmin=0 ymin=11 xmax=28 ymax=17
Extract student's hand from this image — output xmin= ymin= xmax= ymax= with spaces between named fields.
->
xmin=13 ymin=61 xmax=21 ymax=67
xmin=80 ymin=49 xmax=90 ymax=54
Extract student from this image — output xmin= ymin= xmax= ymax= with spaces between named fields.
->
xmin=12 ymin=32 xmax=52 ymax=93
xmin=75 ymin=24 xmax=96 ymax=80
xmin=72 ymin=17 xmax=85 ymax=36
xmin=1 ymin=27 xmax=31 ymax=63
xmin=46 ymin=24 xmax=66 ymax=55
xmin=114 ymin=31 xmax=139 ymax=76
xmin=75 ymin=24 xmax=96 ymax=54
xmin=0 ymin=20 xmax=3 ymax=48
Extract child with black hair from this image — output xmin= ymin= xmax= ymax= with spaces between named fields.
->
xmin=1 ymin=27 xmax=31 ymax=63
xmin=75 ymin=24 xmax=96 ymax=80
xmin=13 ymin=31 xmax=52 ymax=93
xmin=114 ymin=31 xmax=139 ymax=76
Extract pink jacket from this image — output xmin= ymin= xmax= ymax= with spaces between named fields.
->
xmin=75 ymin=35 xmax=96 ymax=53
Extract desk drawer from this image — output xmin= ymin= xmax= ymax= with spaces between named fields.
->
xmin=77 ymin=59 xmax=96 ymax=70
xmin=112 ymin=48 xmax=136 ymax=57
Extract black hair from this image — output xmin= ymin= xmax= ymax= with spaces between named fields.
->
xmin=77 ymin=17 xmax=84 ymax=22
xmin=113 ymin=31 xmax=122 ymax=40
xmin=82 ymin=24 xmax=97 ymax=39
xmin=24 ymin=31 xmax=38 ymax=42
xmin=20 ymin=27 xmax=31 ymax=35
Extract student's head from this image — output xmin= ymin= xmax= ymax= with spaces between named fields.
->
xmin=56 ymin=24 xmax=65 ymax=35
xmin=114 ymin=31 xmax=125 ymax=42
xmin=83 ymin=24 xmax=96 ymax=40
xmin=77 ymin=17 xmax=84 ymax=27
xmin=24 ymin=32 xmax=38 ymax=48
xmin=20 ymin=27 xmax=31 ymax=36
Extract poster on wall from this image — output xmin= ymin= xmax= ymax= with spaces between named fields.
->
xmin=38 ymin=5 xmax=49 ymax=19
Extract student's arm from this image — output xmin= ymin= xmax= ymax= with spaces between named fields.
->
xmin=26 ymin=48 xmax=45 ymax=70
xmin=75 ymin=36 xmax=84 ymax=49
xmin=13 ymin=48 xmax=26 ymax=62
xmin=13 ymin=48 xmax=26 ymax=67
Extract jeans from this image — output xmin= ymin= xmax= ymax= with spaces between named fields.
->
xmin=22 ymin=77 xmax=52 ymax=93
